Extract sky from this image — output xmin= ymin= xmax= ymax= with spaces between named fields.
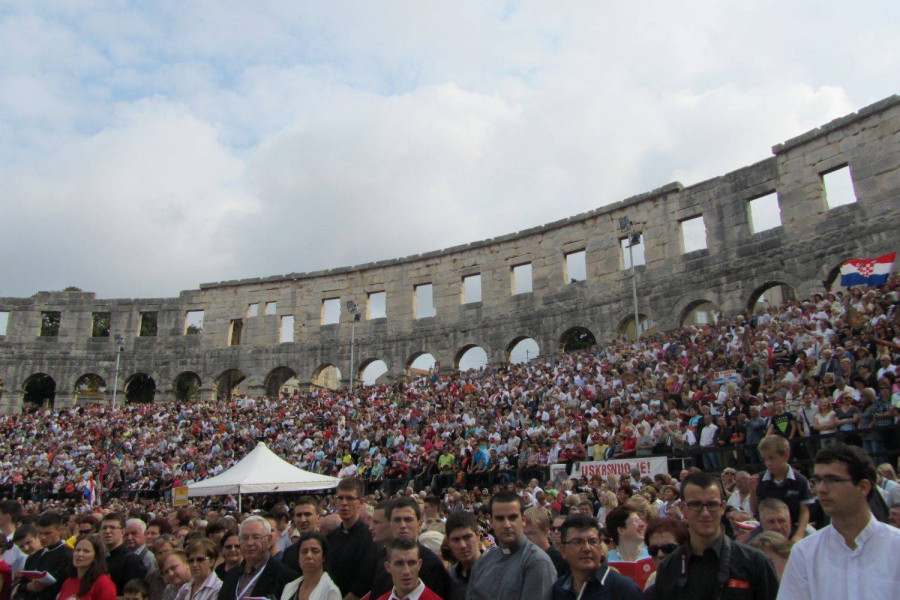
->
xmin=1 ymin=1 xmax=898 ymax=299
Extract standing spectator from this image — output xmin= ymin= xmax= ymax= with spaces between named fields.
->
xmin=279 ymin=533 xmax=340 ymax=600
xmin=324 ymin=479 xmax=376 ymax=600
xmin=101 ymin=513 xmax=147 ymax=597
xmin=777 ymin=444 xmax=900 ymax=600
xmin=56 ymin=535 xmax=116 ymax=600
xmin=551 ymin=513 xmax=642 ymax=600
xmin=467 ymin=490 xmax=556 ymax=600
xmin=18 ymin=511 xmax=72 ymax=600
xmin=749 ymin=436 xmax=811 ymax=545
xmin=375 ymin=538 xmax=442 ymax=600
xmin=0 ymin=502 xmax=25 ymax=576
xmin=445 ymin=511 xmax=482 ymax=600
xmin=654 ymin=471 xmax=778 ymax=600
xmin=125 ymin=519 xmax=159 ymax=574
xmin=216 ymin=517 xmax=297 ymax=600
xmin=174 ymin=539 xmax=221 ymax=600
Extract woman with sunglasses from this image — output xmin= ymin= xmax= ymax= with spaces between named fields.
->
xmin=56 ymin=534 xmax=116 ymax=600
xmin=174 ymin=538 xmax=222 ymax=600
xmin=641 ymin=518 xmax=689 ymax=592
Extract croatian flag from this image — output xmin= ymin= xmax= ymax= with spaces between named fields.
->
xmin=840 ymin=253 xmax=895 ymax=287
xmin=84 ymin=475 xmax=98 ymax=506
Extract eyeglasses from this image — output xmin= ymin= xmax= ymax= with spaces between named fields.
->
xmin=239 ymin=535 xmax=268 ymax=543
xmin=100 ymin=525 xmax=122 ymax=531
xmin=563 ymin=537 xmax=602 ymax=548
xmin=809 ymin=475 xmax=855 ymax=487
xmin=684 ymin=501 xmax=723 ymax=513
xmin=223 ymin=544 xmax=241 ymax=550
xmin=648 ymin=543 xmax=678 ymax=556
xmin=187 ymin=557 xmax=210 ymax=564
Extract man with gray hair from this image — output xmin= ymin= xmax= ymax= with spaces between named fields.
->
xmin=125 ymin=518 xmax=158 ymax=572
xmin=216 ymin=516 xmax=297 ymax=600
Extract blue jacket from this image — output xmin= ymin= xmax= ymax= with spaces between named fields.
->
xmin=551 ymin=563 xmax=643 ymax=600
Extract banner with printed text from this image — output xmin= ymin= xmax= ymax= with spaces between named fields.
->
xmin=571 ymin=456 xmax=669 ymax=479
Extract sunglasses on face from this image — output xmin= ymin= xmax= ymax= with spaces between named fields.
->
xmin=648 ymin=543 xmax=678 ymax=556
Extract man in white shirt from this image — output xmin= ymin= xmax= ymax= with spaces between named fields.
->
xmin=778 ymin=443 xmax=900 ymax=600
xmin=726 ymin=471 xmax=754 ymax=513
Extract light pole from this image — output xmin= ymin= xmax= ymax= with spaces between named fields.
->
xmin=346 ymin=301 xmax=361 ymax=392
xmin=619 ymin=217 xmax=642 ymax=340
xmin=111 ymin=334 xmax=125 ymax=411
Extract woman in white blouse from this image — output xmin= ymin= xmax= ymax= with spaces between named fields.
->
xmin=280 ymin=533 xmax=341 ymax=600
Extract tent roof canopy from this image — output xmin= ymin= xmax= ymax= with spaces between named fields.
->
xmin=187 ymin=442 xmax=339 ymax=497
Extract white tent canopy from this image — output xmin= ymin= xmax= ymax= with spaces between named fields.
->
xmin=187 ymin=442 xmax=339 ymax=502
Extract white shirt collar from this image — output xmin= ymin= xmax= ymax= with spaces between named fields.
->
xmin=389 ymin=579 xmax=426 ymax=600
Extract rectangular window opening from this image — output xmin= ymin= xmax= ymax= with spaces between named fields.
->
xmin=40 ymin=311 xmax=61 ymax=337
xmin=415 ymin=284 xmax=436 ymax=319
xmin=0 ymin=311 xmax=9 ymax=336
xmin=367 ymin=291 xmax=386 ymax=320
xmin=280 ymin=315 xmax=295 ymax=343
xmin=823 ymin=166 xmax=857 ymax=209
xmin=620 ymin=234 xmax=646 ymax=269
xmin=565 ymin=251 xmax=587 ymax=283
xmin=265 ymin=301 xmax=276 ymax=315
xmin=229 ymin=319 xmax=243 ymax=346
xmin=248 ymin=303 xmax=259 ymax=317
xmin=91 ymin=312 xmax=111 ymax=338
xmin=139 ymin=312 xmax=158 ymax=337
xmin=680 ymin=216 xmax=707 ymax=253
xmin=322 ymin=298 xmax=340 ymax=325
xmin=749 ymin=192 xmax=782 ymax=233
xmin=185 ymin=310 xmax=204 ymax=335
xmin=463 ymin=274 xmax=482 ymax=304
xmin=512 ymin=263 xmax=533 ymax=295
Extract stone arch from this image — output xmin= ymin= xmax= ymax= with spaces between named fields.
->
xmin=747 ymin=281 xmax=796 ymax=313
xmin=557 ymin=326 xmax=597 ymax=353
xmin=506 ymin=336 xmax=540 ymax=364
xmin=311 ymin=363 xmax=342 ymax=390
xmin=22 ymin=373 xmax=56 ymax=408
xmin=214 ymin=368 xmax=246 ymax=401
xmin=124 ymin=373 xmax=156 ymax=404
xmin=73 ymin=373 xmax=107 ymax=405
xmin=679 ymin=299 xmax=722 ymax=328
xmin=359 ymin=358 xmax=389 ymax=386
xmin=616 ymin=313 xmax=656 ymax=340
xmin=173 ymin=371 xmax=202 ymax=403
xmin=406 ymin=352 xmax=437 ymax=376
xmin=265 ymin=366 xmax=298 ymax=398
xmin=455 ymin=344 xmax=488 ymax=371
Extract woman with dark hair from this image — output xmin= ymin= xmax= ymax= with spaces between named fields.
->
xmin=641 ymin=518 xmax=690 ymax=592
xmin=174 ymin=538 xmax=221 ymax=600
xmin=213 ymin=530 xmax=241 ymax=580
xmin=57 ymin=534 xmax=116 ymax=600
xmin=279 ymin=532 xmax=340 ymax=600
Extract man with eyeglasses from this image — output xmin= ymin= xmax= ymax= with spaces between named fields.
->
xmin=101 ymin=512 xmax=147 ymax=598
xmin=216 ymin=516 xmax=297 ymax=600
xmin=655 ymin=471 xmax=778 ymax=600
xmin=551 ymin=513 xmax=642 ymax=600
xmin=778 ymin=444 xmax=900 ymax=600
xmin=325 ymin=478 xmax=376 ymax=600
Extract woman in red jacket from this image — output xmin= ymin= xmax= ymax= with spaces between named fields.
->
xmin=56 ymin=535 xmax=116 ymax=600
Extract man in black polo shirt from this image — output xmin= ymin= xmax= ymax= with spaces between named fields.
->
xmin=655 ymin=471 xmax=778 ymax=600
xmin=101 ymin=512 xmax=147 ymax=596
xmin=325 ymin=478 xmax=376 ymax=600
xmin=17 ymin=511 xmax=71 ymax=600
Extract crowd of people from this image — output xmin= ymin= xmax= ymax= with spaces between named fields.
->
xmin=1 ymin=280 xmax=900 ymax=599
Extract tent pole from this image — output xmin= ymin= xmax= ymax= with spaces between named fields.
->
xmin=238 ymin=486 xmax=242 ymax=513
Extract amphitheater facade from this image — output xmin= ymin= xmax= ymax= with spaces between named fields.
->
xmin=1 ymin=95 xmax=898 ymax=413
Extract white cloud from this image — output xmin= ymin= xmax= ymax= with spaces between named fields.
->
xmin=0 ymin=1 xmax=898 ymax=297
